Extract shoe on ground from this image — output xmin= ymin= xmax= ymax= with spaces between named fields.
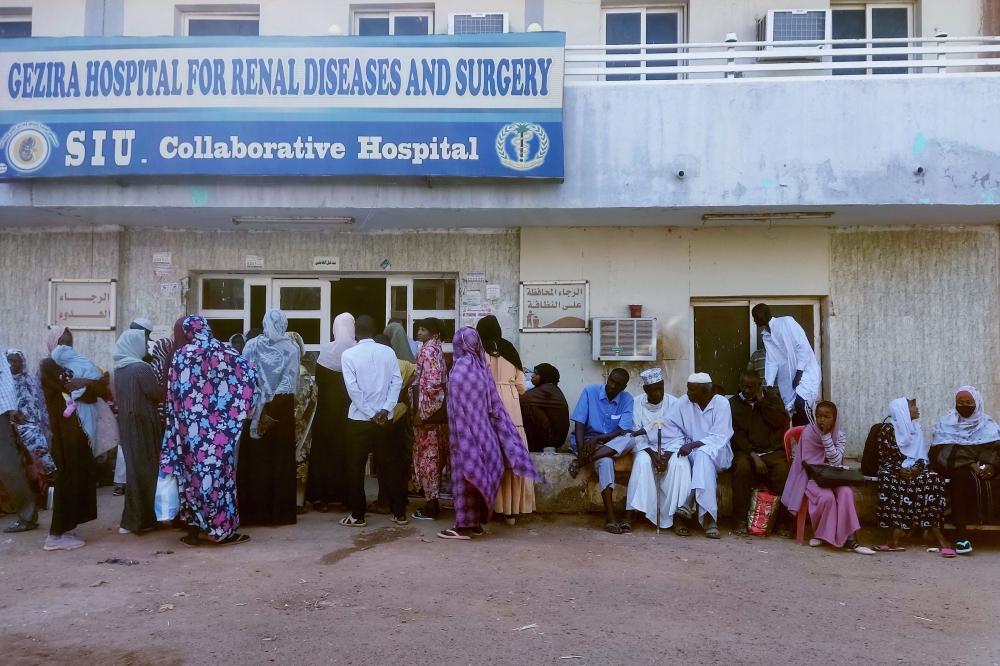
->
xmin=809 ymin=538 xmax=823 ymax=547
xmin=849 ymin=543 xmax=876 ymax=555
xmin=955 ymin=540 xmax=973 ymax=555
xmin=118 ymin=527 xmax=133 ymax=535
xmin=43 ymin=534 xmax=85 ymax=551
xmin=390 ymin=515 xmax=408 ymax=525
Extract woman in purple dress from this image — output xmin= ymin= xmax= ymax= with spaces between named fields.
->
xmin=437 ymin=327 xmax=540 ymax=540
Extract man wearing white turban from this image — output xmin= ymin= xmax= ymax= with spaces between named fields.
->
xmin=659 ymin=373 xmax=734 ymax=538
xmin=625 ymin=367 xmax=680 ymax=529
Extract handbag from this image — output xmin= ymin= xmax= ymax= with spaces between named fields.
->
xmin=154 ymin=473 xmax=179 ymax=522
xmin=803 ymin=463 xmax=866 ymax=488
xmin=423 ymin=398 xmax=448 ymax=425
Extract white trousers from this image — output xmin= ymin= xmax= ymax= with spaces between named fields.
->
xmin=626 ymin=449 xmax=691 ymax=528
xmin=114 ymin=446 xmax=127 ymax=485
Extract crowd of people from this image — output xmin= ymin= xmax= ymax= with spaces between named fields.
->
xmin=0 ymin=303 xmax=998 ymax=556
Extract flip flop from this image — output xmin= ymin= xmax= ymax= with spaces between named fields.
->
xmin=217 ymin=533 xmax=251 ymax=546
xmin=674 ymin=524 xmax=690 ymax=537
xmin=705 ymin=526 xmax=721 ymax=539
xmin=940 ymin=548 xmax=957 ymax=558
xmin=568 ymin=458 xmax=582 ymax=479
xmin=604 ymin=521 xmax=622 ymax=535
xmin=3 ymin=520 xmax=38 ymax=533
xmin=619 ymin=522 xmax=631 ymax=534
xmin=436 ymin=528 xmax=471 ymax=540
xmin=339 ymin=516 xmax=367 ymax=527
xmin=875 ymin=545 xmax=905 ymax=552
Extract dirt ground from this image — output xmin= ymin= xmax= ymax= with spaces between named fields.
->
xmin=2 ymin=488 xmax=1000 ymax=666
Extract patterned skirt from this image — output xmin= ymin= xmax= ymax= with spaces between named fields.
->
xmin=877 ymin=468 xmax=947 ymax=530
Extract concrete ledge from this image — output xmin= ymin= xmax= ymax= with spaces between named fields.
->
xmin=531 ymin=451 xmax=878 ymax=524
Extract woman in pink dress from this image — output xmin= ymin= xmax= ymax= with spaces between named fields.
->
xmin=782 ymin=401 xmax=875 ymax=555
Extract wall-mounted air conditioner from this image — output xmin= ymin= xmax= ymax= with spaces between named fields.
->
xmin=592 ymin=318 xmax=657 ymax=362
xmin=756 ymin=9 xmax=831 ymax=60
xmin=448 ymin=13 xmax=508 ymax=35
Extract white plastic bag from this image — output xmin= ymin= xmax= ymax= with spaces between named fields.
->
xmin=154 ymin=473 xmax=179 ymax=522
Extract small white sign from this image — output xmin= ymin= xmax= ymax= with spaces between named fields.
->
xmin=153 ymin=251 xmax=172 ymax=276
xmin=461 ymin=306 xmax=494 ymax=328
xmin=486 ymin=284 xmax=501 ymax=300
xmin=312 ymin=256 xmax=340 ymax=270
xmin=465 ymin=272 xmax=486 ymax=282
xmin=245 ymin=255 xmax=265 ymax=269
xmin=160 ymin=282 xmax=179 ymax=296
xmin=461 ymin=290 xmax=482 ymax=307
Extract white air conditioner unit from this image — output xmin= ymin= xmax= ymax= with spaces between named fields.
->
xmin=592 ymin=318 xmax=657 ymax=362
xmin=756 ymin=9 xmax=831 ymax=60
xmin=448 ymin=12 xmax=508 ymax=35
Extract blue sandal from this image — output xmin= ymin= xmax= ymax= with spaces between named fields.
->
xmin=955 ymin=540 xmax=973 ymax=555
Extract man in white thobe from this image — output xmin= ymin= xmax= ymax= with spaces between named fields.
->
xmin=660 ymin=372 xmax=734 ymax=538
xmin=625 ymin=368 xmax=679 ymax=529
xmin=752 ymin=304 xmax=820 ymax=427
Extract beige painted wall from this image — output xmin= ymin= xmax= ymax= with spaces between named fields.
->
xmin=0 ymin=0 xmax=86 ymax=36
xmin=519 ymin=225 xmax=831 ymax=404
xmin=828 ymin=227 xmax=1000 ymax=456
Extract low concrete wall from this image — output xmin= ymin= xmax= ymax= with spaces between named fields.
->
xmin=530 ymin=452 xmax=879 ymax=524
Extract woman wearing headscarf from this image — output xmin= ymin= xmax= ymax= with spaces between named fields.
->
xmin=51 ymin=343 xmax=119 ymax=460
xmin=519 ymin=363 xmax=570 ymax=453
xmin=238 ymin=309 xmax=300 ymax=526
xmin=437 ymin=327 xmax=541 ymax=539
xmin=929 ymin=386 xmax=1000 ymax=555
xmin=781 ymin=401 xmax=874 ymax=555
xmin=873 ymin=398 xmax=951 ymax=555
xmin=287 ymin=331 xmax=318 ymax=512
xmin=160 ymin=316 xmax=256 ymax=547
xmin=7 ymin=349 xmax=55 ymax=477
xmin=306 ymin=312 xmax=355 ymax=512
xmin=383 ymin=322 xmax=416 ymax=364
xmin=112 ymin=329 xmax=166 ymax=535
xmin=0 ymin=348 xmax=47 ymax=533
xmin=410 ymin=317 xmax=449 ymax=521
xmin=39 ymin=327 xmax=98 ymax=551
xmin=476 ymin=315 xmax=534 ymax=524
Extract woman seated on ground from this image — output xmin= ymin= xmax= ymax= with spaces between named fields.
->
xmin=929 ymin=386 xmax=1000 ymax=555
xmin=875 ymin=398 xmax=952 ymax=556
xmin=519 ymin=363 xmax=570 ymax=453
xmin=781 ymin=401 xmax=875 ymax=555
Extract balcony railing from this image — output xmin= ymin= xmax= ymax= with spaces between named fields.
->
xmin=565 ymin=35 xmax=1000 ymax=83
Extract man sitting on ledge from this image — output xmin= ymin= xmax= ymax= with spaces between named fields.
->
xmin=568 ymin=368 xmax=635 ymax=534
xmin=661 ymin=373 xmax=734 ymax=539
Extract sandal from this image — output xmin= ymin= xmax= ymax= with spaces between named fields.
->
xmin=3 ymin=520 xmax=38 ymax=533
xmin=847 ymin=542 xmax=876 ymax=555
xmin=940 ymin=548 xmax=957 ymax=558
xmin=436 ymin=528 xmax=471 ymax=540
xmin=619 ymin=522 xmax=631 ymax=534
xmin=568 ymin=458 xmax=583 ymax=479
xmin=339 ymin=516 xmax=367 ymax=527
xmin=411 ymin=508 xmax=438 ymax=521
xmin=179 ymin=535 xmax=199 ymax=548
xmin=604 ymin=521 xmax=622 ymax=535
xmin=733 ymin=522 xmax=748 ymax=537
xmin=217 ymin=533 xmax=250 ymax=546
xmin=673 ymin=524 xmax=690 ymax=537
xmin=390 ymin=515 xmax=409 ymax=526
xmin=705 ymin=526 xmax=721 ymax=540
xmin=955 ymin=540 xmax=973 ymax=555
xmin=874 ymin=545 xmax=905 ymax=552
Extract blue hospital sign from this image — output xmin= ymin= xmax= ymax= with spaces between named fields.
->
xmin=0 ymin=33 xmax=564 ymax=179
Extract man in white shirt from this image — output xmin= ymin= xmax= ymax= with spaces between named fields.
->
xmin=625 ymin=368 xmax=679 ymax=530
xmin=340 ymin=315 xmax=403 ymax=527
xmin=752 ymin=304 xmax=820 ymax=427
xmin=660 ymin=372 xmax=734 ymax=539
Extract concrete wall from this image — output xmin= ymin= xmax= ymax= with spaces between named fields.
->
xmin=519 ymin=224 xmax=831 ymax=400
xmin=828 ymin=226 xmax=1000 ymax=456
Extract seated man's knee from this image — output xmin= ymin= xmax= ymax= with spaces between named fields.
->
xmin=731 ymin=455 xmax=752 ymax=477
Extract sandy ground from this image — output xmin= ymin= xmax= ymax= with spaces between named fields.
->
xmin=2 ymin=488 xmax=1000 ymax=666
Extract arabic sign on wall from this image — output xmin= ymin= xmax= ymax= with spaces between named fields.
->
xmin=0 ymin=33 xmax=564 ymax=179
xmin=520 ymin=281 xmax=588 ymax=332
xmin=49 ymin=279 xmax=117 ymax=330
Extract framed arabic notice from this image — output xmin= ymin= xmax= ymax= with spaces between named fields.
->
xmin=520 ymin=281 xmax=589 ymax=332
xmin=48 ymin=279 xmax=117 ymax=330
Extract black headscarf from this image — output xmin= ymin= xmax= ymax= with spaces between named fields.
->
xmin=418 ymin=317 xmax=444 ymax=338
xmin=476 ymin=315 xmax=522 ymax=371
xmin=533 ymin=363 xmax=560 ymax=386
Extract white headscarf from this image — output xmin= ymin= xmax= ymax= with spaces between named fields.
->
xmin=114 ymin=329 xmax=148 ymax=369
xmin=317 ymin=312 xmax=356 ymax=372
xmin=932 ymin=385 xmax=1000 ymax=446
xmin=889 ymin=397 xmax=927 ymax=468
xmin=242 ymin=309 xmax=300 ymax=438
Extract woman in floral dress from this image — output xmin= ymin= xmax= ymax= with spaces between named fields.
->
xmin=160 ymin=316 xmax=256 ymax=547
xmin=410 ymin=318 xmax=449 ymax=521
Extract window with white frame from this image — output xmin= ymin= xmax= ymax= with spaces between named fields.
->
xmin=691 ymin=299 xmax=821 ymax=396
xmin=354 ymin=9 xmax=434 ymax=36
xmin=832 ymin=3 xmax=912 ymax=75
xmin=602 ymin=6 xmax=684 ymax=81
xmin=0 ymin=8 xmax=31 ymax=38
xmin=183 ymin=11 xmax=260 ymax=36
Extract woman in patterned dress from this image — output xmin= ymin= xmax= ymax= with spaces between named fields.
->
xmin=287 ymin=331 xmax=318 ymax=512
xmin=875 ymin=397 xmax=951 ymax=555
xmin=160 ymin=316 xmax=256 ymax=547
xmin=410 ymin=318 xmax=449 ymax=521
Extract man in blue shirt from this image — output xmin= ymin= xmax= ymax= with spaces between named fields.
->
xmin=568 ymin=368 xmax=635 ymax=534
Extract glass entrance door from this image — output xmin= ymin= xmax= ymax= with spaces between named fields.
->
xmin=272 ymin=279 xmax=330 ymax=353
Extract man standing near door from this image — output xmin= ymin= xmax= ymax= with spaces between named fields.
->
xmin=751 ymin=304 xmax=820 ymax=427
xmin=340 ymin=316 xmax=404 ymax=527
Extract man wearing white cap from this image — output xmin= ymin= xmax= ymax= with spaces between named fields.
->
xmin=660 ymin=372 xmax=734 ymax=538
xmin=625 ymin=367 xmax=680 ymax=529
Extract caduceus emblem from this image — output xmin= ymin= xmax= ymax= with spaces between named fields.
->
xmin=496 ymin=122 xmax=549 ymax=171
xmin=512 ymin=124 xmax=534 ymax=163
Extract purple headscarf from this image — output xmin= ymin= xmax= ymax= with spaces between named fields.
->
xmin=447 ymin=327 xmax=541 ymax=520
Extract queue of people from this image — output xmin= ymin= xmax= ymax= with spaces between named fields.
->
xmin=1 ymin=302 xmax=1000 ymax=556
